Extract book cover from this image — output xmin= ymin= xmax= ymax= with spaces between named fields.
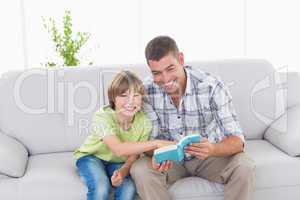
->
xmin=154 ymin=134 xmax=201 ymax=163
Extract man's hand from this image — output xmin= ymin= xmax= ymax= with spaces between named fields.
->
xmin=111 ymin=168 xmax=126 ymax=187
xmin=151 ymin=156 xmax=173 ymax=172
xmin=185 ymin=137 xmax=215 ymax=160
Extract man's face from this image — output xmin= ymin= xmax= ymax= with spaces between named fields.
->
xmin=148 ymin=53 xmax=186 ymax=96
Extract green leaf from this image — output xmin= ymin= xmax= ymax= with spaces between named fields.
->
xmin=42 ymin=10 xmax=92 ymax=67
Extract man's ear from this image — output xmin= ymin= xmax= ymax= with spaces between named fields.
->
xmin=178 ymin=52 xmax=184 ymax=65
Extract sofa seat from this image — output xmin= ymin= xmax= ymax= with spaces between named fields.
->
xmin=168 ymin=140 xmax=300 ymax=200
xmin=1 ymin=140 xmax=300 ymax=200
xmin=1 ymin=140 xmax=299 ymax=200
xmin=0 ymin=152 xmax=85 ymax=200
xmin=246 ymin=140 xmax=300 ymax=188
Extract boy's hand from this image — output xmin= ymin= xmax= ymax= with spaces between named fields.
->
xmin=111 ymin=169 xmax=124 ymax=187
xmin=154 ymin=140 xmax=176 ymax=148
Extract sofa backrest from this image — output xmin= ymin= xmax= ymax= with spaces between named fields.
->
xmin=100 ymin=59 xmax=297 ymax=140
xmin=0 ymin=59 xmax=298 ymax=155
xmin=0 ymin=67 xmax=104 ymax=155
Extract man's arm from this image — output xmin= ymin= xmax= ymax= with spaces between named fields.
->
xmin=186 ymin=78 xmax=244 ymax=160
xmin=211 ymin=135 xmax=244 ymax=156
xmin=185 ymin=135 xmax=243 ymax=160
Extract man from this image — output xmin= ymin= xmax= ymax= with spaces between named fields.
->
xmin=130 ymin=36 xmax=255 ymax=200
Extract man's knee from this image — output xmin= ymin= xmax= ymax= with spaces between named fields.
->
xmin=234 ymin=158 xmax=255 ymax=185
xmin=130 ymin=156 xmax=150 ymax=179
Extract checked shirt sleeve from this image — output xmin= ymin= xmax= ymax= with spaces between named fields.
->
xmin=210 ymin=80 xmax=245 ymax=143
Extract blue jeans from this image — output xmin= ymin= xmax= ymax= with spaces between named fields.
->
xmin=76 ymin=155 xmax=136 ymax=200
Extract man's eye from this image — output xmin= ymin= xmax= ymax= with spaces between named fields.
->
xmin=120 ymin=94 xmax=127 ymax=97
xmin=168 ymin=67 xmax=175 ymax=71
xmin=134 ymin=93 xmax=141 ymax=97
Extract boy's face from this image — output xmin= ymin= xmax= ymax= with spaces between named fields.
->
xmin=114 ymin=89 xmax=142 ymax=118
xmin=148 ymin=52 xmax=186 ymax=97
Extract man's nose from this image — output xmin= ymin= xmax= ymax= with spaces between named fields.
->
xmin=161 ymin=71 xmax=169 ymax=83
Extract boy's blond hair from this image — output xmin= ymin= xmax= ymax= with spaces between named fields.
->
xmin=108 ymin=70 xmax=145 ymax=110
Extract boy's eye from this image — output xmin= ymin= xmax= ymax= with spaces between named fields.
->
xmin=120 ymin=94 xmax=127 ymax=97
xmin=134 ymin=93 xmax=141 ymax=97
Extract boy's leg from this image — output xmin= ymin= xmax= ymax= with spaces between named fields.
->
xmin=106 ymin=162 xmax=136 ymax=200
xmin=130 ymin=156 xmax=187 ymax=200
xmin=184 ymin=152 xmax=255 ymax=200
xmin=76 ymin=155 xmax=111 ymax=200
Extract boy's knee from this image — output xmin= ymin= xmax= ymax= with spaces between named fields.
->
xmin=120 ymin=177 xmax=137 ymax=199
xmin=88 ymin=176 xmax=111 ymax=192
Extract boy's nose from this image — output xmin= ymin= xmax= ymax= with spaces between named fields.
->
xmin=127 ymin=95 xmax=134 ymax=103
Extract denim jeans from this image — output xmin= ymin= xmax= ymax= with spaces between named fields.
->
xmin=76 ymin=155 xmax=136 ymax=200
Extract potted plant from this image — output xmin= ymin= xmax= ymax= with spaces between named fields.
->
xmin=43 ymin=10 xmax=92 ymax=67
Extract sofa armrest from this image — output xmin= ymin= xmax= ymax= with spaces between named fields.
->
xmin=264 ymin=106 xmax=300 ymax=156
xmin=0 ymin=131 xmax=28 ymax=177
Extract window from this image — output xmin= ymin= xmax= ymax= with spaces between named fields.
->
xmin=0 ymin=1 xmax=24 ymax=75
xmin=1 ymin=0 xmax=299 ymax=76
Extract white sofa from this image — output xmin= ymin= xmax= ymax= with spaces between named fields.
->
xmin=1 ymin=59 xmax=300 ymax=200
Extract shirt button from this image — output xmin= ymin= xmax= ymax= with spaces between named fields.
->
xmin=177 ymin=116 xmax=181 ymax=119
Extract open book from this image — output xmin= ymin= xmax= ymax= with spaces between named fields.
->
xmin=153 ymin=134 xmax=201 ymax=163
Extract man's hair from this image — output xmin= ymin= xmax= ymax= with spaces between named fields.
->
xmin=107 ymin=70 xmax=144 ymax=110
xmin=145 ymin=36 xmax=179 ymax=64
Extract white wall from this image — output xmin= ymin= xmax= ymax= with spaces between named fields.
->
xmin=0 ymin=0 xmax=299 ymax=75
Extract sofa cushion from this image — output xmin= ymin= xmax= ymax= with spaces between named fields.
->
xmin=4 ymin=140 xmax=300 ymax=200
xmin=18 ymin=152 xmax=85 ymax=200
xmin=169 ymin=177 xmax=224 ymax=200
xmin=100 ymin=59 xmax=279 ymax=140
xmin=62 ymin=67 xmax=102 ymax=152
xmin=168 ymin=140 xmax=300 ymax=199
xmin=0 ymin=131 xmax=28 ymax=177
xmin=0 ymin=59 xmax=292 ymax=153
xmin=187 ymin=59 xmax=279 ymax=140
xmin=264 ymin=106 xmax=300 ymax=156
xmin=17 ymin=152 xmax=137 ymax=200
xmin=246 ymin=140 xmax=300 ymax=188
xmin=0 ymin=176 xmax=20 ymax=200
xmin=0 ymin=70 xmax=66 ymax=155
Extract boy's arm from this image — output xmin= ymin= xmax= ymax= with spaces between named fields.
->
xmin=111 ymin=155 xmax=139 ymax=186
xmin=119 ymin=155 xmax=139 ymax=177
xmin=102 ymin=135 xmax=175 ymax=157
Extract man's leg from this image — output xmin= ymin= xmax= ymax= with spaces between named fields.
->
xmin=184 ymin=152 xmax=255 ymax=200
xmin=130 ymin=156 xmax=187 ymax=200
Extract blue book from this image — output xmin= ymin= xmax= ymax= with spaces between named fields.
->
xmin=153 ymin=134 xmax=201 ymax=163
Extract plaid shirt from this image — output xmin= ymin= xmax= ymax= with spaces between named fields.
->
xmin=142 ymin=66 xmax=244 ymax=145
